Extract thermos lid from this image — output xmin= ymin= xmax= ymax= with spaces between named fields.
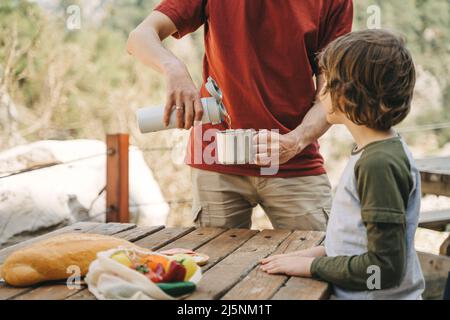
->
xmin=205 ymin=77 xmax=223 ymax=102
xmin=204 ymin=76 xmax=230 ymax=126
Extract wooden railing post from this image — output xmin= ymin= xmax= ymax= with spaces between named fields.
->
xmin=106 ymin=134 xmax=129 ymax=223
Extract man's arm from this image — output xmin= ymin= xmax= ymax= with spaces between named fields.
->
xmin=287 ymin=74 xmax=331 ymax=153
xmin=127 ymin=11 xmax=203 ymax=129
xmin=254 ymin=74 xmax=331 ymax=166
xmin=253 ymin=0 xmax=352 ymax=166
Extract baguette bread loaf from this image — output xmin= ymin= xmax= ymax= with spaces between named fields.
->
xmin=0 ymin=233 xmax=141 ymax=287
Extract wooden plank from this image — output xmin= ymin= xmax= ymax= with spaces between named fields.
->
xmin=420 ymin=172 xmax=450 ymax=197
xmin=419 ymin=210 xmax=450 ymax=231
xmin=419 ymin=210 xmax=450 ymax=225
xmin=187 ymin=229 xmax=292 ymax=300
xmin=13 ymin=284 xmax=84 ymax=300
xmin=106 ymin=134 xmax=129 ymax=223
xmin=87 ymin=222 xmax=135 ymax=236
xmin=421 ymin=179 xmax=450 ymax=197
xmin=111 ymin=225 xmax=164 ymax=242
xmin=418 ymin=251 xmax=450 ymax=300
xmin=133 ymin=226 xmax=196 ymax=250
xmin=8 ymin=223 xmax=138 ymax=300
xmin=420 ymin=250 xmax=450 ymax=281
xmin=0 ymin=283 xmax=37 ymax=300
xmin=416 ymin=157 xmax=450 ymax=175
xmin=416 ymin=157 xmax=450 ymax=197
xmin=157 ymin=227 xmax=227 ymax=251
xmin=222 ymin=231 xmax=326 ymax=300
xmin=271 ymin=277 xmax=330 ymax=300
xmin=196 ymin=229 xmax=259 ymax=272
xmin=65 ymin=288 xmax=96 ymax=300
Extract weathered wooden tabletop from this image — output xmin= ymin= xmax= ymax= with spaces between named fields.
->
xmin=416 ymin=156 xmax=450 ymax=197
xmin=0 ymin=222 xmax=328 ymax=300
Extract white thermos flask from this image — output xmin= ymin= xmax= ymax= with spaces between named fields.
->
xmin=136 ymin=77 xmax=228 ymax=133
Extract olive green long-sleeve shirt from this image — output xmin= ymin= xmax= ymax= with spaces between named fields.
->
xmin=311 ymin=137 xmax=413 ymax=291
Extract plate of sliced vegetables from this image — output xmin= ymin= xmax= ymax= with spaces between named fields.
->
xmin=85 ymin=247 xmax=204 ymax=299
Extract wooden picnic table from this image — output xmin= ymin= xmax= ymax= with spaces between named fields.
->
xmin=416 ymin=156 xmax=450 ymax=197
xmin=0 ymin=222 xmax=328 ymax=300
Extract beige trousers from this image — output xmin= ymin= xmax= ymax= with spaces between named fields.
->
xmin=191 ymin=168 xmax=332 ymax=231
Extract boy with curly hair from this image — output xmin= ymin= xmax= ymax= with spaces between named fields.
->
xmin=261 ymin=29 xmax=425 ymax=300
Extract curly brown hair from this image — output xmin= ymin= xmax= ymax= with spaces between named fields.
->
xmin=318 ymin=29 xmax=416 ymax=131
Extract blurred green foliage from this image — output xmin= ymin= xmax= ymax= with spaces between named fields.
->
xmin=0 ymin=0 xmax=170 ymax=142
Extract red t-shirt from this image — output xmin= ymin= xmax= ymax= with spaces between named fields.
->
xmin=155 ymin=0 xmax=353 ymax=178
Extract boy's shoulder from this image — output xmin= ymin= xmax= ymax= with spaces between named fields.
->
xmin=352 ymin=137 xmax=416 ymax=215
xmin=354 ymin=137 xmax=413 ymax=184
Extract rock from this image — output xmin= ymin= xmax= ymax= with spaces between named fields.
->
xmin=0 ymin=140 xmax=169 ymax=245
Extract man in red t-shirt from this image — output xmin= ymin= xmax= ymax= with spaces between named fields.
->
xmin=128 ymin=0 xmax=353 ymax=230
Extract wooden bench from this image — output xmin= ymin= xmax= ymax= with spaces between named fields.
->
xmin=416 ymin=157 xmax=450 ymax=257
xmin=0 ymin=222 xmax=329 ymax=300
xmin=418 ymin=252 xmax=450 ymax=300
xmin=416 ymin=157 xmax=450 ymax=198
xmin=419 ymin=209 xmax=450 ymax=231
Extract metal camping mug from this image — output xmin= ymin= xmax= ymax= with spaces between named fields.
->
xmin=216 ymin=129 xmax=256 ymax=165
xmin=136 ymin=77 xmax=228 ymax=133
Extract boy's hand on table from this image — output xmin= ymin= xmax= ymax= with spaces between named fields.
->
xmin=260 ymin=255 xmax=314 ymax=277
xmin=262 ymin=246 xmax=326 ymax=261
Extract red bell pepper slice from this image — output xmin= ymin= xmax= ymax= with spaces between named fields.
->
xmin=162 ymin=260 xmax=186 ymax=282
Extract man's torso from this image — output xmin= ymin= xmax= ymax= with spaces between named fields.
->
xmin=191 ymin=0 xmax=352 ymax=177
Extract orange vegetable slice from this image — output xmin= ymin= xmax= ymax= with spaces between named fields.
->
xmin=140 ymin=254 xmax=170 ymax=272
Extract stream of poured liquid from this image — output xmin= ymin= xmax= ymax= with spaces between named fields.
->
xmin=224 ymin=112 xmax=232 ymax=129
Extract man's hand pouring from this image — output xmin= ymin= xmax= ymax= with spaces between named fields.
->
xmin=163 ymin=62 xmax=204 ymax=129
